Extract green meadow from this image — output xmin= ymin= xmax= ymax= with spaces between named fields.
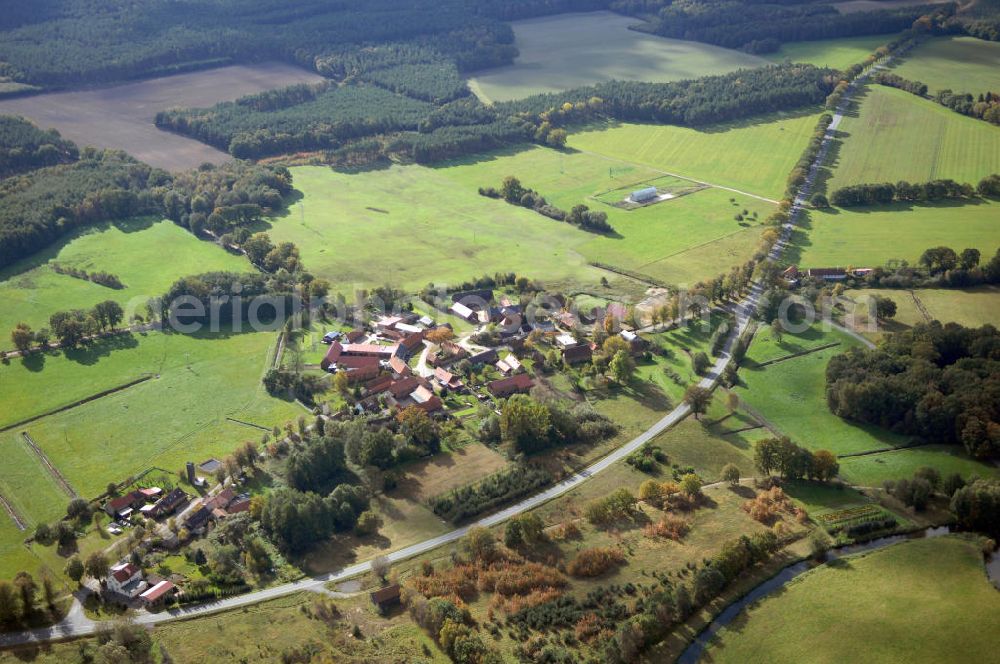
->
xmin=0 ymin=217 xmax=249 ymax=339
xmin=788 ymin=200 xmax=1000 ymax=268
xmin=828 ymin=85 xmax=1000 ymax=190
xmin=568 ymin=112 xmax=823 ymax=200
xmin=842 ymin=287 xmax=1000 ymax=330
xmin=3 ymin=329 xmax=302 ymax=498
xmin=765 ymin=35 xmax=888 ymax=70
xmin=736 ymin=323 xmax=911 ymax=457
xmin=890 ymin=36 xmax=1000 ymax=94
xmin=467 ymin=11 xmax=766 ymax=102
xmin=272 ymin=149 xmax=771 ymax=292
xmin=839 ymin=445 xmax=998 ymax=486
xmin=705 ymin=536 xmax=1000 ymax=664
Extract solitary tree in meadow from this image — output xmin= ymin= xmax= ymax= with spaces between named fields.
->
xmin=683 ymin=385 xmax=712 ymax=420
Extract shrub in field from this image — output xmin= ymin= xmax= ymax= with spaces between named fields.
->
xmin=566 ymin=547 xmax=626 ymax=578
xmin=742 ymin=486 xmax=793 ymax=523
xmin=585 ymin=488 xmax=638 ymax=525
xmin=477 ymin=561 xmax=566 ymax=596
xmin=643 ymin=515 xmax=689 ymax=541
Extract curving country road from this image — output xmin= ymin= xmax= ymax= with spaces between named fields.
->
xmin=0 ymin=54 xmax=884 ymax=652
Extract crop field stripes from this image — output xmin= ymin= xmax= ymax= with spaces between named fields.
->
xmin=0 ymin=490 xmax=26 ymax=530
xmin=20 ymin=432 xmax=77 ymax=498
xmin=0 ymin=374 xmax=154 ymax=434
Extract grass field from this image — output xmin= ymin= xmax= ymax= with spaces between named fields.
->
xmin=827 ymin=85 xmax=1000 ymax=191
xmin=568 ymin=113 xmax=823 ymax=200
xmin=890 ymin=36 xmax=1000 ymax=94
xmin=0 ymin=62 xmax=324 ymax=171
xmin=736 ymin=323 xmax=912 ymax=456
xmin=704 ymin=536 xmax=1000 ymax=663
xmin=842 ymin=286 xmax=1000 ymax=331
xmin=765 ymin=35 xmax=888 ymax=70
xmin=467 ymin=11 xmax=767 ymax=102
xmin=839 ymin=445 xmax=999 ymax=486
xmin=2 ymin=329 xmax=301 ymax=499
xmin=275 ymin=149 xmax=771 ymax=291
xmin=788 ymin=200 xmax=1000 ymax=268
xmin=0 ymin=217 xmax=249 ymax=341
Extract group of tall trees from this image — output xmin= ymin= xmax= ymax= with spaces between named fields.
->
xmin=0 ymin=115 xmax=77 ymax=177
xmin=829 ymin=177 xmax=984 ymax=207
xmin=643 ymin=1 xmax=946 ymax=54
xmin=0 ymin=138 xmax=293 ymax=270
xmin=481 ymin=176 xmax=613 ymax=233
xmin=826 ymin=322 xmax=1000 ymax=459
xmin=753 ymin=437 xmax=840 ymax=481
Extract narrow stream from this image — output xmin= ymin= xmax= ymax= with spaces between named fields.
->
xmin=677 ymin=526 xmax=994 ymax=664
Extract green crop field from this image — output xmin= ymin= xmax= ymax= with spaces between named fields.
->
xmin=274 ymin=149 xmax=772 ymax=292
xmin=0 ymin=432 xmax=69 ymax=526
xmin=788 ymin=200 xmax=1000 ymax=269
xmin=842 ymin=287 xmax=1000 ymax=330
xmin=736 ymin=323 xmax=911 ymax=456
xmin=839 ymin=445 xmax=999 ymax=486
xmin=705 ymin=536 xmax=1000 ymax=663
xmin=2 ymin=329 xmax=301 ymax=499
xmin=467 ymin=11 xmax=767 ymax=102
xmin=765 ymin=35 xmax=888 ymax=70
xmin=568 ymin=112 xmax=823 ymax=200
xmin=0 ymin=217 xmax=249 ymax=340
xmin=890 ymin=36 xmax=1000 ymax=94
xmin=827 ymin=85 xmax=1000 ymax=191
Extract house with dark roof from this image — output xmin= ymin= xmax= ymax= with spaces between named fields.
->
xmin=150 ymin=487 xmax=188 ymax=519
xmin=469 ymin=349 xmax=498 ymax=366
xmin=104 ymin=491 xmax=147 ymax=518
xmin=345 ymin=328 xmax=365 ymax=343
xmin=805 ymin=267 xmax=848 ymax=281
xmin=488 ymin=373 xmax=535 ymax=398
xmin=184 ymin=505 xmax=213 ymax=533
xmin=370 ymin=584 xmax=401 ymax=614
xmin=397 ymin=331 xmax=424 ymax=359
xmin=562 ymin=344 xmax=593 ymax=365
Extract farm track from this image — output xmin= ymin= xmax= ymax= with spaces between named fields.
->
xmin=20 ymin=432 xmax=77 ymax=499
xmin=0 ymin=490 xmax=27 ymax=530
xmin=752 ymin=342 xmax=841 ymax=368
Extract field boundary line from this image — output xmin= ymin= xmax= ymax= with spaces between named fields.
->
xmin=0 ymin=489 xmax=27 ymax=530
xmin=637 ymin=226 xmax=755 ymax=270
xmin=572 ymin=147 xmax=779 ymax=204
xmin=837 ymin=440 xmax=932 ymax=458
xmin=908 ymin=289 xmax=932 ymax=323
xmin=21 ymin=432 xmax=77 ymax=498
xmin=587 ymin=261 xmax=668 ymax=287
xmin=225 ymin=417 xmax=270 ymax=431
xmin=752 ymin=342 xmax=841 ymax=368
xmin=0 ymin=374 xmax=154 ymax=434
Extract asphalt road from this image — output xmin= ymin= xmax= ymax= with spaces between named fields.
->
xmin=0 ymin=55 xmax=885 ymax=651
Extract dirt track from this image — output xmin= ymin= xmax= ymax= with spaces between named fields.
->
xmin=0 ymin=62 xmax=324 ymax=171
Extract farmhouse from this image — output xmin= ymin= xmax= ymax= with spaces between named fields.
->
xmin=106 ymin=562 xmax=146 ymax=598
xmin=149 ymin=487 xmax=188 ymax=519
xmin=104 ymin=491 xmax=146 ymax=518
xmin=488 ymin=373 xmax=535 ymax=397
xmin=388 ymin=355 xmax=411 ymax=376
xmin=629 ymin=186 xmax=658 ymax=203
xmin=469 ymin=349 xmax=499 ymax=366
xmin=434 ymin=366 xmax=464 ymax=390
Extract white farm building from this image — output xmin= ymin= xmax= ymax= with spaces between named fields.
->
xmin=629 ymin=186 xmax=658 ymax=203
